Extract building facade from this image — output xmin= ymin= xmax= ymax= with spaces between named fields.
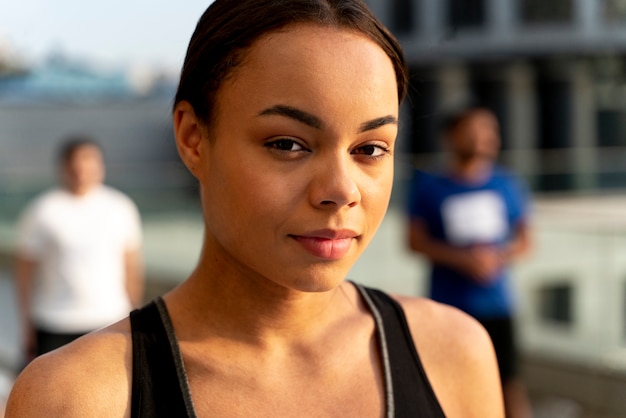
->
xmin=368 ymin=0 xmax=626 ymax=193
xmin=0 ymin=57 xmax=192 ymax=218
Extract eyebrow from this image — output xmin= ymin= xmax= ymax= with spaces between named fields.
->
xmin=359 ymin=115 xmax=398 ymax=133
xmin=258 ymin=105 xmax=323 ymax=129
xmin=258 ymin=104 xmax=398 ymax=133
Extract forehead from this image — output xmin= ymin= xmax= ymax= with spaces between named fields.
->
xmin=453 ymin=111 xmax=496 ymax=132
xmin=215 ymin=24 xmax=398 ymax=120
xmin=255 ymin=25 xmax=388 ymax=75
xmin=467 ymin=111 xmax=497 ymax=127
xmin=66 ymin=144 xmax=102 ymax=161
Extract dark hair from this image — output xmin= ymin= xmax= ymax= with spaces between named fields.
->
xmin=174 ymin=0 xmax=408 ymax=128
xmin=441 ymin=105 xmax=496 ymax=137
xmin=57 ymin=136 xmax=101 ymax=165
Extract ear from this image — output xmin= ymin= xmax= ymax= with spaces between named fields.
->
xmin=173 ymin=101 xmax=205 ymax=179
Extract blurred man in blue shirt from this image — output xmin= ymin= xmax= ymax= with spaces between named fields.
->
xmin=408 ymin=106 xmax=533 ymax=418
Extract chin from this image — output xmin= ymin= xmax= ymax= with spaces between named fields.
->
xmin=288 ymin=268 xmax=350 ymax=293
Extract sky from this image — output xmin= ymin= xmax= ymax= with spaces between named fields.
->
xmin=0 ymin=0 xmax=214 ymax=74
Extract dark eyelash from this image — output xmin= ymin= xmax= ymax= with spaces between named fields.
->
xmin=264 ymin=138 xmax=311 ymax=155
xmin=267 ymin=139 xmax=297 ymax=151
xmin=357 ymin=144 xmax=390 ymax=157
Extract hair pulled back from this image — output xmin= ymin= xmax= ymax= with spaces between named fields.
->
xmin=174 ymin=0 xmax=408 ymax=127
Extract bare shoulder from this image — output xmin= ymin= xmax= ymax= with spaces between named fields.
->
xmin=6 ymin=319 xmax=133 ymax=418
xmin=393 ymin=295 xmax=504 ymax=418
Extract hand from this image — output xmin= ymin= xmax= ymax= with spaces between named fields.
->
xmin=460 ymin=246 xmax=504 ymax=285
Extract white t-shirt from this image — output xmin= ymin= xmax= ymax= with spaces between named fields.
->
xmin=441 ymin=190 xmax=507 ymax=246
xmin=17 ymin=185 xmax=142 ymax=333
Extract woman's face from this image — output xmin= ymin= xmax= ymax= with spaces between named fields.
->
xmin=192 ymin=25 xmax=399 ymax=292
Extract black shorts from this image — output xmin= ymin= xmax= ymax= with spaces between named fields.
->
xmin=477 ymin=317 xmax=519 ymax=383
xmin=35 ymin=329 xmax=87 ymax=356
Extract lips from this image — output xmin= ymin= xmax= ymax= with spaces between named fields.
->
xmin=290 ymin=229 xmax=358 ymax=260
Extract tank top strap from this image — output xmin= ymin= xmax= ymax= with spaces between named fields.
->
xmin=130 ymin=287 xmax=444 ymax=417
xmin=354 ymin=283 xmax=446 ymax=418
xmin=130 ymin=297 xmax=196 ymax=418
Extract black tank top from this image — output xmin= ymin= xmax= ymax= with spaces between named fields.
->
xmin=130 ymin=284 xmax=446 ymax=417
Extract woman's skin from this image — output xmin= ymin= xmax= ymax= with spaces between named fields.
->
xmin=6 ymin=24 xmax=503 ymax=418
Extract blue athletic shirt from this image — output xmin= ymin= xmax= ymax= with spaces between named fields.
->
xmin=407 ymin=166 xmax=529 ymax=319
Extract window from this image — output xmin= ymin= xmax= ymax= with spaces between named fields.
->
xmin=539 ymin=283 xmax=573 ymax=325
xmin=535 ymin=73 xmax=574 ymax=191
xmin=521 ymin=0 xmax=573 ymax=24
xmin=596 ymin=110 xmax=626 ymax=147
xmin=447 ymin=0 xmax=485 ymax=31
xmin=392 ymin=0 xmax=415 ymax=35
xmin=604 ymin=0 xmax=626 ymax=24
xmin=470 ymin=67 xmax=509 ymax=149
xmin=407 ymin=71 xmax=439 ymax=155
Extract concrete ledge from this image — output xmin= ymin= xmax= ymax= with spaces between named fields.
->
xmin=522 ymin=353 xmax=626 ymax=417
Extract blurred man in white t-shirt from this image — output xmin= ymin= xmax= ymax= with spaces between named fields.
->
xmin=14 ymin=137 xmax=144 ymax=363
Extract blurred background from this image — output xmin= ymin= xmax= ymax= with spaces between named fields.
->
xmin=1 ymin=0 xmax=626 ymax=416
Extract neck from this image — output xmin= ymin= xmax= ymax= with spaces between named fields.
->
xmin=65 ymin=183 xmax=99 ymax=196
xmin=450 ymin=156 xmax=493 ymax=182
xmin=166 ymin=243 xmax=354 ymax=346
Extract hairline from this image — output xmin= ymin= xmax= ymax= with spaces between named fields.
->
xmin=195 ymin=22 xmax=402 ymax=139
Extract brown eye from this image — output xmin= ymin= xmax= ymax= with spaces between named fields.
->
xmin=272 ymin=139 xmax=300 ymax=151
xmin=265 ymin=138 xmax=308 ymax=154
xmin=353 ymin=144 xmax=389 ymax=158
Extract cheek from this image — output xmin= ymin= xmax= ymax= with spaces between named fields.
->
xmin=362 ymin=168 xmax=394 ymax=221
xmin=199 ymin=158 xmax=301 ymax=237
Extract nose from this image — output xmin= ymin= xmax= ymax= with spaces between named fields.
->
xmin=309 ymin=154 xmax=361 ymax=209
